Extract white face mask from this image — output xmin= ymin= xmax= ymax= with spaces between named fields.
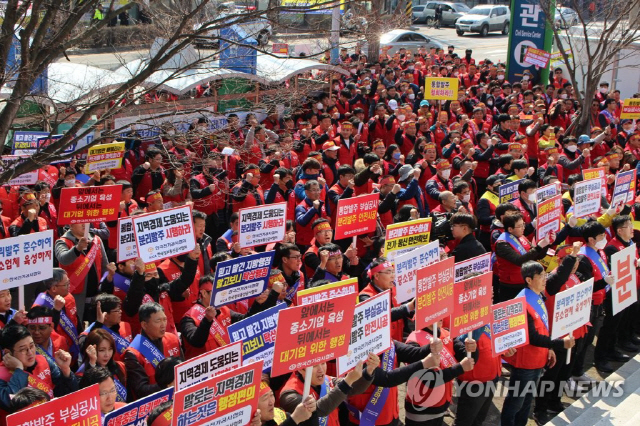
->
xmin=566 ymin=145 xmax=578 ymax=152
xmin=487 ymin=101 xmax=494 ymax=107
xmin=454 ymin=72 xmax=459 ymax=77
xmin=462 ymin=194 xmax=471 ymax=202
xmin=441 ymin=169 xmax=451 ymax=180
xmin=334 ymin=85 xmax=340 ymax=91
xmin=560 ymin=94 xmax=568 ymax=99
xmin=365 ymin=85 xmax=371 ymax=90
xmin=65 ymin=179 xmax=75 ymax=187
xmin=523 ymin=75 xmax=529 ymax=81
xmin=595 ymin=238 xmax=607 ymax=250
xmin=409 ymin=94 xmax=415 ymax=100
xmin=600 ymin=88 xmax=608 ymax=94
xmin=316 ymin=103 xmax=324 ymax=110
xmin=167 ymin=130 xmax=175 ymax=136
xmin=397 ymin=114 xmax=406 ymax=122
xmin=486 ymin=140 xmax=493 ymax=146
xmin=498 ymin=75 xmax=505 ymax=80
xmin=45 ymin=193 xmax=51 ymax=203
xmin=409 ymin=66 xmax=414 ymax=70
xmin=528 ymin=193 xmax=536 ymax=203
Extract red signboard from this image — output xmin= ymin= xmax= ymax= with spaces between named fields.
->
xmin=523 ymin=47 xmax=551 ymax=68
xmin=7 ymin=384 xmax=100 ymax=426
xmin=490 ymin=297 xmax=529 ymax=357
xmin=171 ymin=361 xmax=262 ymax=426
xmin=415 ymin=257 xmax=455 ymax=330
xmin=451 ymin=271 xmax=493 ymax=338
xmin=334 ymin=193 xmax=379 ymax=240
xmin=58 ymin=184 xmax=122 ymax=225
xmin=271 ymin=292 xmax=356 ymax=377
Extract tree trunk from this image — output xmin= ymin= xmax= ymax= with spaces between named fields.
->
xmin=366 ymin=0 xmax=383 ymax=60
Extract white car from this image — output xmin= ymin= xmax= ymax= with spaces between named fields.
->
xmin=193 ymin=3 xmax=272 ymax=48
xmin=455 ymin=5 xmax=510 ymax=37
xmin=380 ymin=29 xmax=445 ymax=54
xmin=555 ymin=7 xmax=579 ymax=29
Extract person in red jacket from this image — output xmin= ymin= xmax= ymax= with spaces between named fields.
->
xmin=9 ymin=193 xmax=48 ymax=237
xmin=335 ymin=121 xmax=357 ymax=167
xmin=190 ymin=154 xmax=227 ymax=239
xmin=231 ymin=165 xmax=265 ymax=214
xmin=132 ymin=148 xmax=165 ymax=203
xmin=295 ymin=180 xmax=329 ymax=251
xmin=501 ymin=261 xmax=575 ymax=426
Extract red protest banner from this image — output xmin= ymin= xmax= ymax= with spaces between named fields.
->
xmin=334 ymin=193 xmax=379 ymax=240
xmin=451 ymin=271 xmax=493 ymax=338
xmin=415 ymin=257 xmax=455 ymax=330
xmin=171 ymin=361 xmax=262 ymax=426
xmin=58 ymin=184 xmax=122 ymax=225
xmin=7 ymin=384 xmax=100 ymax=426
xmin=490 ymin=297 xmax=529 ymax=357
xmin=271 ymin=292 xmax=356 ymax=377
xmin=536 ymin=194 xmax=562 ymax=241
xmin=523 ymin=47 xmax=551 ymax=68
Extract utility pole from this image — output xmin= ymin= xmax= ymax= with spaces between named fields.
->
xmin=330 ymin=1 xmax=340 ymax=65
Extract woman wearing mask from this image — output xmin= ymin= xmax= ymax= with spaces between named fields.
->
xmin=382 ymin=144 xmax=404 ymax=176
xmin=78 ymin=328 xmax=128 ymax=403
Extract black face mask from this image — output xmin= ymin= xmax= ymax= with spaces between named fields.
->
xmin=145 ymin=278 xmax=160 ymax=290
xmin=208 ymin=167 xmax=218 ymax=175
xmin=418 ymin=146 xmax=425 ymax=153
xmin=286 ymin=180 xmax=294 ymax=190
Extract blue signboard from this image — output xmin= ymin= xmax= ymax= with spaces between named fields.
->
xmin=228 ymin=303 xmax=287 ymax=373
xmin=210 ymin=250 xmax=275 ymax=307
xmin=220 ymin=26 xmax=258 ymax=75
xmin=499 ymin=178 xmax=524 ymax=204
xmin=7 ymin=35 xmax=48 ymax=95
xmin=506 ymin=0 xmax=549 ymax=83
xmin=103 ymin=387 xmax=174 ymax=426
xmin=12 ymin=131 xmax=50 ymax=154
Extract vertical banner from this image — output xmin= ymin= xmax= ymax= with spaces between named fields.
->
xmin=117 ymin=217 xmax=139 ymax=262
xmin=384 ymin=218 xmax=432 ymax=261
xmin=171 ymin=361 xmax=262 ymax=426
xmin=454 ymin=253 xmax=491 ymax=283
xmin=270 ymin=293 xmax=356 ymax=377
xmin=337 ymin=290 xmax=392 ymax=376
xmin=611 ymin=170 xmax=637 ymax=207
xmin=334 ymin=193 xmax=379 ymax=240
xmin=536 ymin=195 xmax=562 ymax=241
xmin=573 ymin=178 xmax=602 ymax=218
xmin=228 ymin=303 xmax=287 ymax=373
xmin=415 ymin=257 xmax=455 ymax=330
xmin=611 ymin=245 xmax=638 ymax=316
xmin=174 ymin=341 xmax=243 ymax=391
xmin=7 ymin=385 xmax=100 ymax=426
xmin=296 ymin=277 xmax=358 ymax=305
xmin=498 ymin=179 xmax=523 ymax=204
xmin=104 ymin=387 xmax=174 ymax=426
xmin=393 ymin=240 xmax=440 ymax=303
xmin=210 ymin=251 xmax=275 ymax=307
xmin=490 ymin=297 xmax=529 ymax=357
xmin=451 ymin=271 xmax=493 ymax=338
xmin=238 ymin=203 xmax=287 ymax=248
xmin=131 ymin=205 xmax=196 ymax=263
xmin=550 ymin=278 xmax=593 ymax=339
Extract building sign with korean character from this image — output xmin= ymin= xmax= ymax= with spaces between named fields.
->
xmin=454 ymin=253 xmax=491 ymax=283
xmin=104 ymin=387 xmax=174 ymax=426
xmin=86 ymin=142 xmax=125 ymax=173
xmin=0 ymin=230 xmax=53 ymax=291
xmin=550 ymin=278 xmax=593 ymax=339
xmin=394 ymin=240 xmax=440 ymax=303
xmin=131 ymin=205 xmax=196 ymax=263
xmin=271 ymin=293 xmax=356 ymax=377
xmin=573 ymin=179 xmax=602 ymax=218
xmin=210 ymin=251 xmax=275 ymax=308
xmin=507 ymin=0 xmax=550 ymax=84
xmin=238 ymin=203 xmax=287 ymax=248
xmin=58 ymin=185 xmax=122 ymax=225
xmin=451 ymin=271 xmax=493 ymax=338
xmin=537 ymin=195 xmax=562 ymax=242
xmin=7 ymin=384 xmax=100 ymax=426
xmin=611 ymin=246 xmax=637 ymax=316
xmin=490 ymin=297 xmax=529 ymax=357
xmin=415 ymin=257 xmax=454 ymax=330
xmin=296 ymin=277 xmax=358 ymax=305
xmin=334 ymin=193 xmax=379 ymax=240
xmin=117 ymin=217 xmax=139 ymax=262
xmin=172 ymin=361 xmax=262 ymax=426
xmin=228 ymin=304 xmax=285 ymax=373
xmin=424 ymin=77 xmax=459 ymax=100
xmin=384 ymin=218 xmax=432 ymax=261
xmin=337 ymin=290 xmax=391 ymax=376
xmin=175 ymin=341 xmax=243 ymax=392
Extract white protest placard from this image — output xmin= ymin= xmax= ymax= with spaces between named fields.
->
xmin=551 ymin=278 xmax=594 ymax=339
xmin=0 ymin=230 xmax=53 ymax=290
xmin=131 ymin=205 xmax=196 ymax=263
xmin=536 ymin=181 xmax=561 ymax=204
xmin=337 ymin=290 xmax=392 ymax=376
xmin=116 ymin=217 xmax=138 ymax=262
xmin=611 ymin=245 xmax=638 ymax=316
xmin=393 ymin=240 xmax=440 ymax=303
xmin=573 ymin=179 xmax=602 ymax=218
xmin=174 ymin=341 xmax=242 ymax=392
xmin=454 ymin=253 xmax=491 ymax=283
xmin=238 ymin=203 xmax=287 ymax=248
xmin=1 ymin=156 xmax=38 ymax=186
xmin=296 ymin=278 xmax=358 ymax=305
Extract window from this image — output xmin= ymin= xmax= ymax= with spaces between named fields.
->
xmin=412 ymin=33 xmax=428 ymax=42
xmin=397 ymin=34 xmax=413 ymax=42
xmin=442 ymin=5 xmax=452 ymax=11
xmin=427 ymin=3 xmax=437 ymax=9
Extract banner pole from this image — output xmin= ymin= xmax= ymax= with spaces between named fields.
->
xmin=18 ymin=286 xmax=24 ymax=313
xmin=84 ymin=223 xmax=89 ymax=239
xmin=433 ymin=322 xmax=438 ymax=340
xmin=302 ymin=366 xmax=313 ymax=399
xmin=566 ymin=331 xmax=572 ymax=364
xmin=466 ymin=332 xmax=472 ymax=358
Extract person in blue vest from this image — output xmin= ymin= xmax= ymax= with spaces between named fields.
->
xmin=500 ymin=261 xmax=575 ymax=426
xmin=575 ymin=221 xmax=619 ymax=373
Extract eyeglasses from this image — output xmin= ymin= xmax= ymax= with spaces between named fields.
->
xmin=15 ymin=343 xmax=36 ymax=355
xmin=99 ymin=388 xmax=117 ymax=397
xmin=286 ymin=255 xmax=302 ymax=260
xmin=378 ymin=270 xmax=394 ymax=275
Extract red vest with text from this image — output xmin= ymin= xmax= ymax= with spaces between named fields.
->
xmin=231 ymin=182 xmax=264 ymax=213
xmin=296 ymin=201 xmax=328 ymax=247
xmin=193 ymin=174 xmax=225 ymax=215
xmin=426 ymin=176 xmax=453 ymax=211
xmin=458 ymin=330 xmax=500 ymax=382
xmin=504 ymin=299 xmax=549 ymax=369
xmin=496 ymin=235 xmax=532 ymax=285
xmin=360 ymin=284 xmax=403 ymax=342
xmin=59 ymin=237 xmax=102 ymax=295
xmin=134 ymin=169 xmax=165 ymax=201
xmin=124 ymin=333 xmax=181 ymax=387
xmin=157 ymin=259 xmax=201 ymax=323
xmin=336 ymin=136 xmax=357 ymax=167
xmin=182 ymin=304 xmax=232 ymax=359
xmin=0 ymin=355 xmax=53 ymax=398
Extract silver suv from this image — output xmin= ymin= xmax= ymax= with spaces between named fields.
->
xmin=455 ymin=5 xmax=510 ymax=37
xmin=420 ymin=1 xmax=471 ymax=27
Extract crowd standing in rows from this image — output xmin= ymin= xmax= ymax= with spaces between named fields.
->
xmin=0 ymin=44 xmax=639 ymax=426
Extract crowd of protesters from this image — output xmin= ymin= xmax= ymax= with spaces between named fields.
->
xmin=0 ymin=44 xmax=638 ymax=426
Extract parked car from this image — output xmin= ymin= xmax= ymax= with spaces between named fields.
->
xmin=193 ymin=2 xmax=272 ymax=48
xmin=412 ymin=5 xmax=426 ymax=23
xmin=455 ymin=5 xmax=510 ymax=37
xmin=555 ymin=7 xmax=579 ymax=29
xmin=421 ymin=1 xmax=470 ymax=27
xmin=379 ymin=29 xmax=445 ymax=54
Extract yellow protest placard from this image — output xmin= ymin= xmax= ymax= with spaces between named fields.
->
xmin=424 ymin=77 xmax=459 ymax=101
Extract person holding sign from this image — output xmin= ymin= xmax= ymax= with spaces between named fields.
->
xmin=0 ymin=325 xmax=78 ymax=408
xmin=501 ymin=262 xmax=575 ymax=426
xmin=404 ymin=318 xmax=476 ymax=426
xmin=511 ymin=179 xmax=538 ymax=242
xmin=575 ymin=221 xmax=620 ymax=373
xmin=123 ymin=302 xmax=182 ymax=399
xmin=495 ymin=214 xmax=553 ymax=302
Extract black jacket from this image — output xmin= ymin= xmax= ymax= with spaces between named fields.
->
xmin=452 ymin=233 xmax=487 ymax=262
